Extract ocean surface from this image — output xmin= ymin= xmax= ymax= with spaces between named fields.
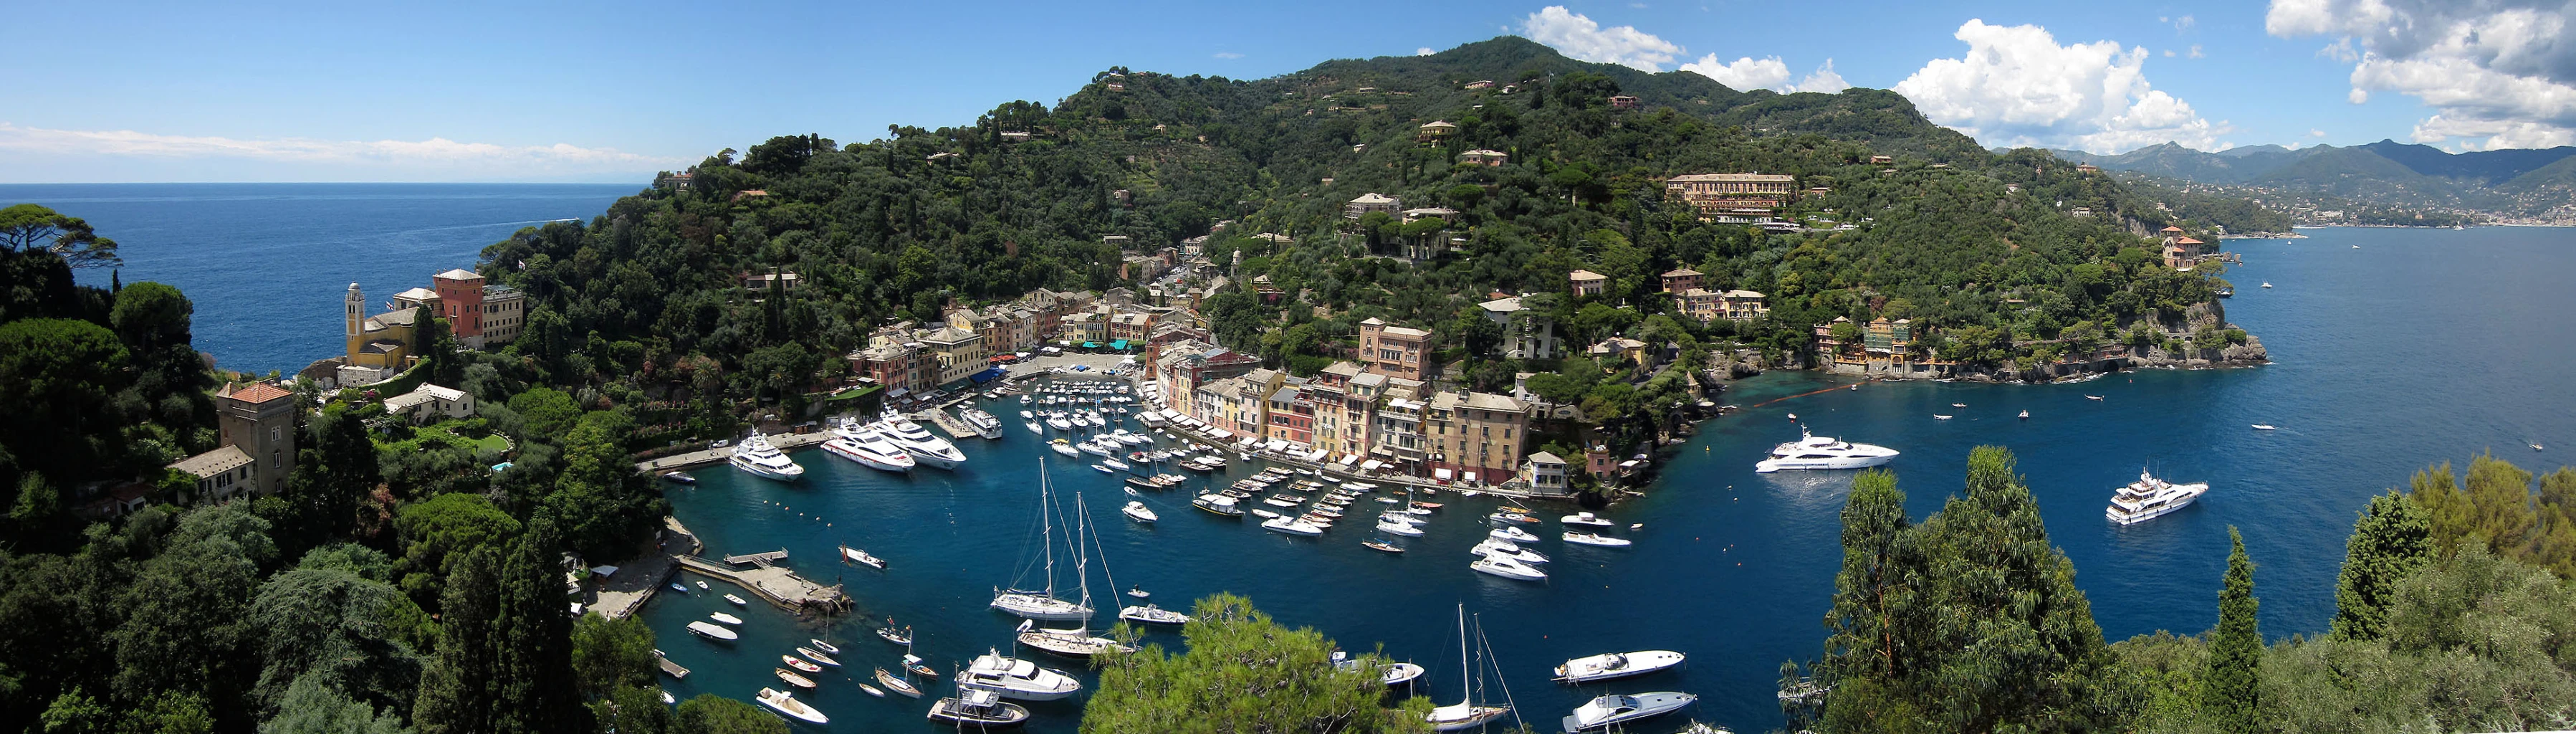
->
xmin=18 ymin=183 xmax=2572 ymax=733
xmin=0 ymin=183 xmax=636 ymax=376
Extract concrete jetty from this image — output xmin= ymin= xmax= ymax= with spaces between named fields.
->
xmin=636 ymin=431 xmax=831 ymax=475
xmin=674 ymin=553 xmax=853 ymax=616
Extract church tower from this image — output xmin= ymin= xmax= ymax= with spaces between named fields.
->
xmin=345 ymin=282 xmax=365 ymax=360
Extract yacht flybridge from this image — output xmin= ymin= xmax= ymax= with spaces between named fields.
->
xmin=2105 ymin=470 xmax=2210 ymax=525
xmin=728 ymin=431 xmax=805 ymax=481
xmin=1753 ymin=427 xmax=1899 ymax=473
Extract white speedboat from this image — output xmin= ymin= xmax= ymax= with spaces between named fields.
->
xmin=1490 ymin=526 xmax=1538 ymax=543
xmin=1119 ymin=604 xmax=1190 ymax=625
xmin=1470 ymin=555 xmax=1547 ymax=581
xmin=708 ymin=612 xmax=743 ymax=625
xmin=1564 ymin=532 xmax=1632 ymax=547
xmin=728 ymin=431 xmax=805 ymax=481
xmin=1561 ymin=512 xmax=1612 ymax=527
xmin=877 ymin=414 xmax=967 ymax=469
xmin=954 ymin=649 xmax=1083 ymax=700
xmin=685 ymin=621 xmax=737 ymax=641
xmin=2105 ymin=470 xmax=2210 ymax=525
xmin=841 ymin=544 xmax=886 ymax=569
xmin=1470 ymin=538 xmax=1548 ymax=564
xmin=823 ymin=432 xmax=915 ymax=473
xmin=1263 ymin=515 xmax=1327 ymax=536
xmin=960 ymin=409 xmax=1006 ymax=439
xmin=928 ymin=688 xmax=1030 ymax=726
xmin=1753 ymin=427 xmax=1899 ymax=472
xmin=1562 ymin=692 xmax=1697 ymax=732
xmin=757 ymin=688 xmax=827 ymax=725
xmin=1121 ymin=500 xmax=1157 ymax=523
xmin=1554 ymin=650 xmax=1687 ymax=683
xmin=2251 ymin=424 xmax=2276 ymax=430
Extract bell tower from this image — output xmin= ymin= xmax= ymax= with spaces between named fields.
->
xmin=345 ymin=282 xmax=365 ymax=359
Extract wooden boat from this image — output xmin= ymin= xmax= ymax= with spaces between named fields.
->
xmin=797 ymin=647 xmax=841 ymax=667
xmin=875 ymin=667 xmax=923 ymax=697
xmin=774 ymin=667 xmax=817 ymax=689
xmin=782 ymin=655 xmax=821 ymax=673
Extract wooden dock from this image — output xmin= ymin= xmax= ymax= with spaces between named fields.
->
xmin=674 ymin=553 xmax=852 ymax=616
xmin=655 ymin=650 xmax=689 ymax=679
xmin=722 ymin=548 xmax=789 ymax=566
xmin=921 ymin=409 xmax=979 ymax=441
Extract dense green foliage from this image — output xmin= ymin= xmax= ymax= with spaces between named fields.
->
xmin=2408 ymin=454 xmax=2576 ymax=578
xmin=1084 ymin=594 xmax=1430 ymax=733
xmin=2328 ymin=491 xmax=2433 ymax=641
xmin=2199 ymin=528 xmax=2260 ymax=732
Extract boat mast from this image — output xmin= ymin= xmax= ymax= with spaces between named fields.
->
xmin=1453 ymin=604 xmax=1471 ymax=710
xmin=1040 ymin=459 xmax=1056 ymax=601
xmin=1071 ymin=491 xmax=1092 ymax=631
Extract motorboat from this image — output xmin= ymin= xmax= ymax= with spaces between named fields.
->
xmin=823 ymin=426 xmax=916 ymax=473
xmin=959 ymin=408 xmax=1006 ymax=439
xmin=1119 ymin=604 xmax=1191 ymax=625
xmin=1048 ymin=439 xmax=1081 ymax=458
xmin=1470 ymin=538 xmax=1549 ymax=564
xmin=928 ymin=688 xmax=1031 ymax=727
xmin=774 ymin=667 xmax=816 ymax=689
xmin=1488 ymin=512 xmax=1538 ymax=524
xmin=1383 ymin=662 xmax=1427 ymax=686
xmin=1025 ymin=420 xmax=1044 ymax=435
xmin=2085 ymin=395 xmax=2104 ymax=401
xmin=1122 ymin=500 xmax=1157 ymax=523
xmin=841 ymin=544 xmax=886 ymax=569
xmin=876 ymin=414 xmax=967 ymax=469
xmin=684 ymin=621 xmax=737 ymax=641
xmin=659 ymin=470 xmax=696 ymax=485
xmin=808 ymin=639 xmax=840 ymax=655
xmin=1124 ymin=477 xmax=1162 ymax=492
xmin=756 ymin=687 xmax=827 ymax=725
xmin=954 ymin=649 xmax=1083 ymax=700
xmin=1078 ymin=440 xmax=1114 ymax=457
xmin=782 ymin=655 xmax=821 ymax=673
xmin=668 ymin=583 xmax=686 ymax=594
xmin=724 ymin=594 xmax=747 ymax=606
xmin=797 ymin=647 xmax=839 ymax=667
xmin=875 ymin=667 xmax=922 ymax=698
xmin=1934 ymin=414 xmax=1954 ymax=420
xmin=1470 ymin=555 xmax=1548 ymax=581
xmin=1263 ymin=515 xmax=1327 ymax=535
xmin=1561 ymin=692 xmax=1698 ymax=732
xmin=1557 ymin=512 xmax=1610 ymax=528
xmin=693 ymin=580 xmax=708 ymax=590
xmin=2105 ymin=470 xmax=2210 ymax=525
xmin=1020 ymin=409 xmax=1035 ymax=420
xmin=1045 ymin=414 xmax=1074 ymax=432
xmin=1250 ymin=508 xmax=1281 ymax=519
xmin=1754 ymin=428 xmax=1899 ymax=472
xmin=1953 ymin=403 xmax=1967 ymax=408
xmin=728 ymin=431 xmax=805 ymax=481
xmin=1102 ymin=458 xmax=1131 ymax=471
xmin=1193 ymin=494 xmax=1245 ymax=517
xmin=1564 ymin=532 xmax=1633 ymax=548
xmin=1364 ymin=539 xmax=1407 ymax=553
xmin=707 ymin=612 xmax=742 ymax=626
xmin=2251 ymin=424 xmax=2276 ymax=430
xmin=1490 ymin=526 xmax=1538 ymax=543
xmin=1425 ymin=605 xmax=1512 ymax=730
xmin=1554 ymin=650 xmax=1687 ymax=683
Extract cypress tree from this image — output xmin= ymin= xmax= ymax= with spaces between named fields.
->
xmin=2202 ymin=527 xmax=2261 ymax=730
xmin=2330 ymin=491 xmax=2432 ymax=641
xmin=491 ymin=518 xmax=588 ymax=733
xmin=414 ymin=547 xmax=499 ymax=734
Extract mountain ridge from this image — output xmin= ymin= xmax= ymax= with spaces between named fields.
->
xmin=2046 ymin=139 xmax=2576 ymax=224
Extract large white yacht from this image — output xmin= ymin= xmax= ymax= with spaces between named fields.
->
xmin=823 ymin=419 xmax=914 ymax=472
xmin=2105 ymin=470 xmax=2210 ymax=525
xmin=1753 ymin=428 xmax=1900 ymax=472
xmin=729 ymin=431 xmax=805 ymax=481
xmin=954 ymin=649 xmax=1083 ymax=700
xmin=877 ymin=411 xmax=967 ymax=469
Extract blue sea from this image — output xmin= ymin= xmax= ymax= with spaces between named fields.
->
xmin=0 ymin=183 xmax=636 ymax=376
xmin=18 ymin=182 xmax=2574 ymax=733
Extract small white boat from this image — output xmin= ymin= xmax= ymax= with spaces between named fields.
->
xmin=1953 ymin=403 xmax=1966 ymax=408
xmin=708 ymin=612 xmax=743 ymax=625
xmin=857 ymin=682 xmax=884 ymax=697
xmin=1263 ymin=515 xmax=1327 ymax=536
xmin=1376 ymin=520 xmax=1426 ymax=537
xmin=808 ymin=639 xmax=840 ymax=654
xmin=1470 ymin=555 xmax=1548 ymax=581
xmin=875 ymin=667 xmax=921 ymax=697
xmin=1025 ymin=420 xmax=1044 ymax=435
xmin=797 ymin=647 xmax=839 ymax=667
xmin=1470 ymin=538 xmax=1548 ymax=564
xmin=2019 ymin=410 xmax=2031 ymax=419
xmin=2251 ymin=424 xmax=2276 ymax=431
xmin=685 ymin=621 xmax=737 ymax=641
xmin=2085 ymin=395 xmax=2104 ymax=401
xmin=1562 ymin=691 xmax=1698 ymax=731
xmin=1563 ymin=532 xmax=1633 ymax=547
xmin=928 ymin=688 xmax=1030 ymax=726
xmin=1383 ymin=661 xmax=1427 ymax=685
xmin=757 ymin=687 xmax=828 ymax=725
xmin=1560 ymin=512 xmax=1612 ymax=527
xmin=1103 ymin=458 xmax=1131 ymax=471
xmin=2261 ymin=282 xmax=2273 ymax=288
xmin=1490 ymin=526 xmax=1538 ymax=543
xmin=1122 ymin=500 xmax=1157 ymax=523
xmin=841 ymin=544 xmax=886 ymax=569
xmin=1363 ymin=540 xmax=1407 ymax=553
xmin=723 ymin=594 xmax=747 ymax=606
xmin=1554 ymin=650 xmax=1687 ymax=683
xmin=1119 ymin=604 xmax=1191 ymax=625
xmin=774 ymin=667 xmax=816 ymax=689
xmin=1934 ymin=414 xmax=1954 ymax=420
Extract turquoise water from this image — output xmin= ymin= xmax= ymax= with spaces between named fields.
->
xmin=0 ymin=183 xmax=634 ymax=375
xmin=643 ymin=226 xmax=2576 ymax=733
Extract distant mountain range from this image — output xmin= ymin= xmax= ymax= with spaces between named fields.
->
xmin=2044 ymin=140 xmax=2576 ymax=224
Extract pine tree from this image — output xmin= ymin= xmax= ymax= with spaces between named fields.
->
xmin=2202 ymin=527 xmax=2261 ymax=731
xmin=2330 ymin=491 xmax=2431 ymax=641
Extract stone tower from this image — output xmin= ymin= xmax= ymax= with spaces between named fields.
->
xmin=344 ymin=282 xmax=365 ymax=361
xmin=216 ymin=382 xmax=299 ymax=495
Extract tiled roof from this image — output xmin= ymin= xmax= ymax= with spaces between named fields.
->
xmin=222 ymin=382 xmax=295 ymax=404
xmin=169 ymin=445 xmax=252 ymax=477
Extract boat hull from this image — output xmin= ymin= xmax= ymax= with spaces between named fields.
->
xmin=989 ymin=594 xmax=1093 ymax=621
xmin=1753 ymin=452 xmax=1897 ymax=473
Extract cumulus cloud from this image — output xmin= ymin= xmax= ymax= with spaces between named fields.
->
xmin=0 ymin=123 xmax=684 ymax=181
xmin=1680 ymin=54 xmax=1849 ymax=93
xmin=1417 ymin=47 xmax=1435 ymax=56
xmin=2269 ymin=0 xmax=2576 ymax=149
xmin=1891 ymin=19 xmax=2228 ymax=153
xmin=1519 ymin=6 xmax=1682 ymax=71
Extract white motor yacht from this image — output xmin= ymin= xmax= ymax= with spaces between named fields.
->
xmin=1561 ymin=692 xmax=1698 ymax=732
xmin=1470 ymin=538 xmax=1549 ymax=564
xmin=1119 ymin=604 xmax=1190 ymax=625
xmin=757 ymin=687 xmax=828 ymax=725
xmin=1553 ymin=650 xmax=1687 ymax=683
xmin=729 ymin=431 xmax=806 ymax=481
xmin=823 ymin=421 xmax=915 ymax=473
xmin=877 ymin=414 xmax=967 ymax=469
xmin=2105 ymin=470 xmax=2210 ymax=525
xmin=1563 ymin=531 xmax=1633 ymax=548
xmin=959 ymin=409 xmax=1005 ymax=439
xmin=1263 ymin=515 xmax=1328 ymax=535
xmin=1561 ymin=512 xmax=1613 ymax=527
xmin=1470 ymin=555 xmax=1548 ymax=581
xmin=1121 ymin=500 xmax=1157 ymax=523
xmin=954 ymin=649 xmax=1083 ymax=700
xmin=1753 ymin=427 xmax=1899 ymax=472
xmin=1490 ymin=526 xmax=1539 ymax=543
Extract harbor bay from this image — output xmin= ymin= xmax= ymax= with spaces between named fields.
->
xmin=638 ymin=225 xmax=2576 ymax=733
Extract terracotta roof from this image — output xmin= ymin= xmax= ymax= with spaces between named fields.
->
xmin=2176 ymin=237 xmax=2203 ymax=244
xmin=221 ymin=382 xmax=295 ymax=405
xmin=2160 ymin=226 xmax=2184 ymax=232
xmin=1569 ymin=270 xmax=1607 ymax=282
xmin=1662 ymin=267 xmax=1703 ymax=277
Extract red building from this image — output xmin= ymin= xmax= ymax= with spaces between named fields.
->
xmin=432 ymin=269 xmax=487 ymax=340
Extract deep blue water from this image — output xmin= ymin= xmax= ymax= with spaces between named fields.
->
xmin=0 ymin=183 xmax=635 ymax=375
xmin=25 ymin=186 xmax=2572 ymax=733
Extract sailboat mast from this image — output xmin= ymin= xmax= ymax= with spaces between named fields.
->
xmin=1039 ymin=459 xmax=1055 ymax=598
xmin=1455 ymin=604 xmax=1471 ymax=707
xmin=1072 ymin=492 xmax=1092 ymax=624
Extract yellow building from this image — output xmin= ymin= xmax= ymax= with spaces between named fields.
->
xmin=344 ymin=283 xmax=424 ymax=372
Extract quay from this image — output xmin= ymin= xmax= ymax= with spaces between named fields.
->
xmin=722 ymin=548 xmax=789 ymax=566
xmin=655 ymin=651 xmax=689 ymax=680
xmin=635 ymin=430 xmax=830 ymax=474
xmin=673 ymin=553 xmax=853 ymax=616
xmin=919 ymin=407 xmax=980 ymax=441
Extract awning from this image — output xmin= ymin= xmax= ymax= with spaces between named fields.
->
xmin=590 ymin=565 xmax=620 ymax=577
xmin=1264 ymin=439 xmax=1288 ymax=452
xmin=1083 ymin=342 xmax=1100 ymax=348
xmin=1339 ymin=454 xmax=1360 ymax=466
xmin=1434 ymin=468 xmax=1455 ymax=480
xmin=1462 ymin=472 xmax=1479 ymax=483
xmin=1361 ymin=459 xmax=1384 ymax=470
xmin=1109 ymin=340 xmax=1129 ymax=350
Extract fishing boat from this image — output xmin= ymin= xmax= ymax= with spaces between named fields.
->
xmin=782 ymin=655 xmax=821 ymax=673
xmin=1424 ymin=606 xmax=1512 ymax=731
xmin=1193 ymin=493 xmax=1245 ymax=517
xmin=1560 ymin=512 xmax=1612 ymax=527
xmin=991 ymin=462 xmax=1097 ymax=621
xmin=1562 ymin=692 xmax=1698 ymax=732
xmin=839 ymin=544 xmax=886 ymax=569
xmin=797 ymin=647 xmax=839 ymax=667
xmin=684 ymin=621 xmax=737 ymax=642
xmin=927 ymin=687 xmax=1031 ymax=727
xmin=954 ymin=649 xmax=1083 ymax=700
xmin=1564 ymin=532 xmax=1634 ymax=548
xmin=1554 ymin=649 xmax=1687 ymax=683
xmin=808 ymin=639 xmax=839 ymax=655
xmin=724 ymin=594 xmax=747 ymax=606
xmin=773 ymin=668 xmax=816 ymax=689
xmin=875 ymin=667 xmax=922 ymax=698
xmin=1119 ymin=603 xmax=1191 ymax=625
xmin=707 ymin=612 xmax=742 ymax=625
xmin=728 ymin=431 xmax=806 ymax=481
xmin=756 ymin=687 xmax=828 ymax=725
xmin=1363 ymin=540 xmax=1407 ymax=553
xmin=1121 ymin=500 xmax=1157 ymax=523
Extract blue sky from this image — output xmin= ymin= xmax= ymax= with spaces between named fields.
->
xmin=5 ymin=0 xmax=2565 ymax=182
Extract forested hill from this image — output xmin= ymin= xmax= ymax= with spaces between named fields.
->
xmin=2050 ymin=139 xmax=2576 ymax=225
xmin=477 ymin=36 xmax=2249 ymax=417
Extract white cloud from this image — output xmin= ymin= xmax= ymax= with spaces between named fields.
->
xmin=2173 ymin=14 xmax=2196 ymax=32
xmin=1518 ymin=6 xmax=1682 ymax=72
xmin=2268 ymin=0 xmax=2576 ymax=149
xmin=2309 ymin=128 xmax=2328 ymax=137
xmin=1680 ymin=54 xmax=1849 ymax=93
xmin=1417 ymin=47 xmax=1435 ymax=56
xmin=1891 ymin=19 xmax=2228 ymax=153
xmin=1214 ymin=52 xmax=1243 ymax=59
xmin=2188 ymin=44 xmax=2204 ymax=59
xmin=0 ymin=123 xmax=684 ymax=181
